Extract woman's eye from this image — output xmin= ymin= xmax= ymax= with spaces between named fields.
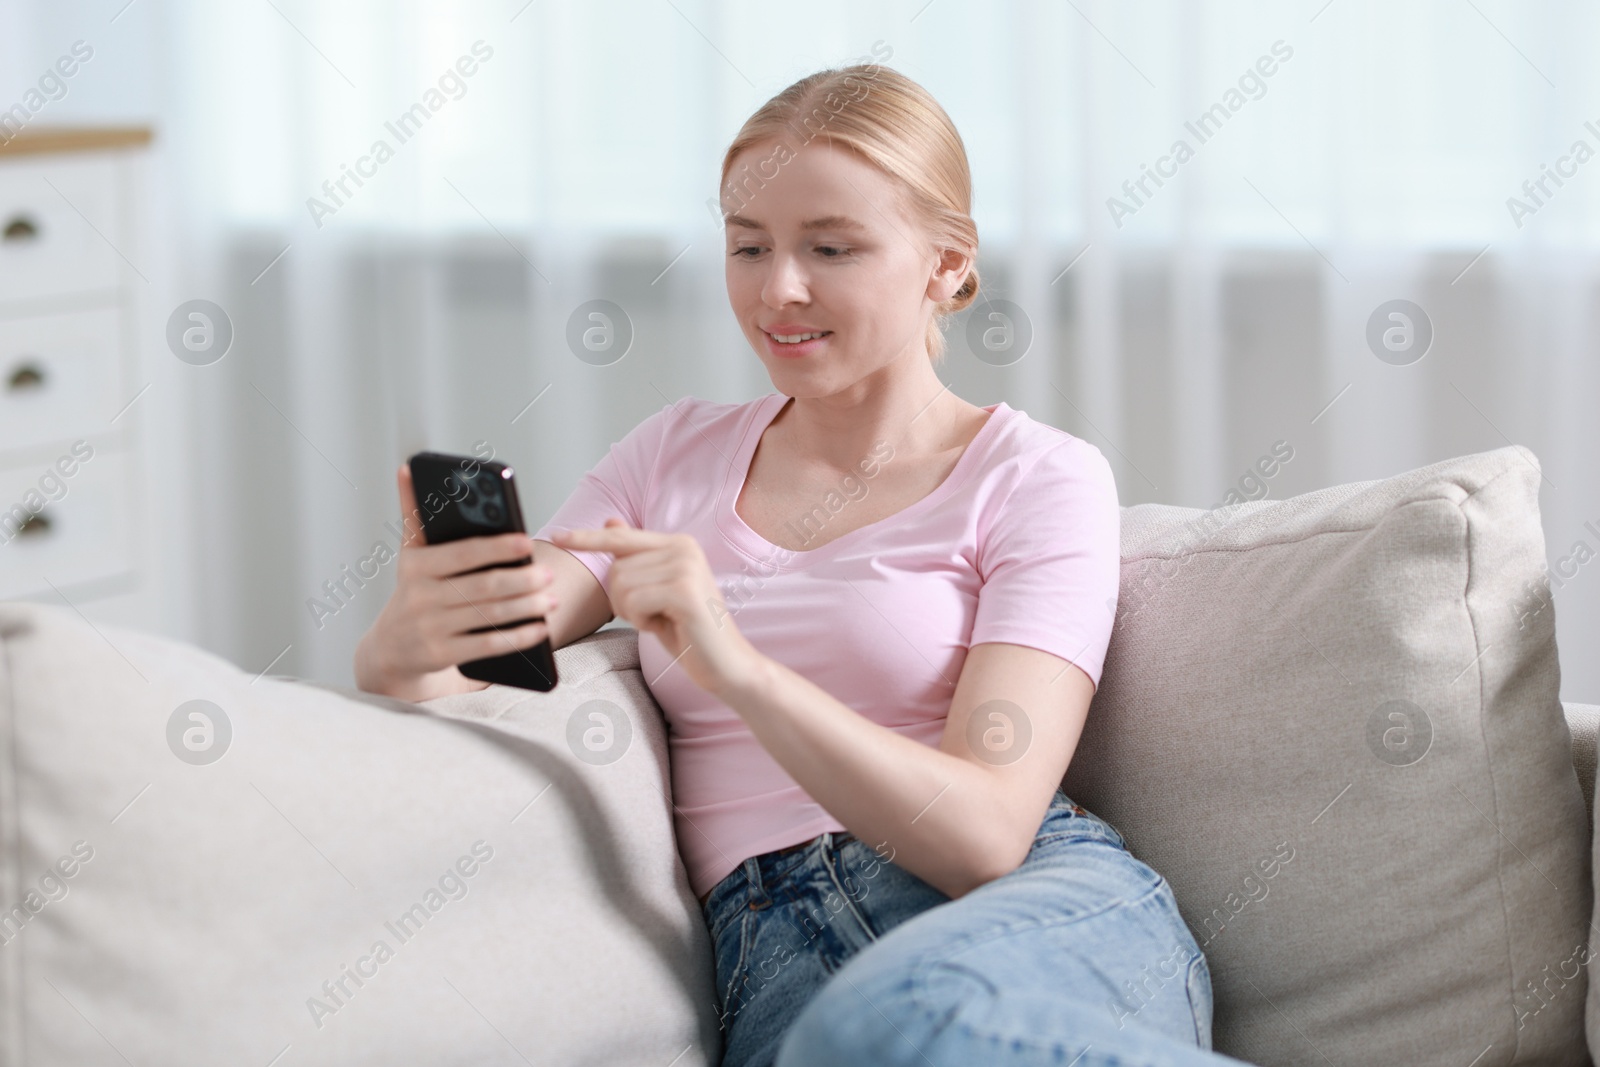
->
xmin=815 ymin=245 xmax=847 ymax=258
xmin=730 ymin=246 xmax=763 ymax=258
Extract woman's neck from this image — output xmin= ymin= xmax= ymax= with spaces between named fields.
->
xmin=770 ymin=374 xmax=979 ymax=475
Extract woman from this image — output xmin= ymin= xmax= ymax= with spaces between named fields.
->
xmin=355 ymin=64 xmax=1240 ymax=1067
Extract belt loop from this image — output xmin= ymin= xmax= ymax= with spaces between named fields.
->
xmin=744 ymin=856 xmax=764 ymax=898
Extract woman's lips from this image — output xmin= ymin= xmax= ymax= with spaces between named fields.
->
xmin=762 ymin=329 xmax=831 ymax=358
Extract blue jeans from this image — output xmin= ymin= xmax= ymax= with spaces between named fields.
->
xmin=700 ymin=789 xmax=1251 ymax=1067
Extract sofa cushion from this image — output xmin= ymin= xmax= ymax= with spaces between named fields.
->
xmin=1062 ymin=444 xmax=1588 ymax=1066
xmin=1569 ymin=702 xmax=1598 ymax=831
xmin=0 ymin=605 xmax=719 ymax=1066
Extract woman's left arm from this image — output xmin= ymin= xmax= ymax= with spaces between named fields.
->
xmin=549 ymin=519 xmax=1096 ymax=900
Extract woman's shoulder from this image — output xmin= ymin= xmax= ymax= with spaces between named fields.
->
xmin=986 ymin=404 xmax=1115 ymax=488
xmin=973 ymin=409 xmax=1121 ymax=558
xmin=635 ymin=393 xmax=772 ymax=436
xmin=617 ymin=394 xmax=772 ymax=455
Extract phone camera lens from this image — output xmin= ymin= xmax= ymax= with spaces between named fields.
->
xmin=453 ymin=466 xmax=510 ymax=530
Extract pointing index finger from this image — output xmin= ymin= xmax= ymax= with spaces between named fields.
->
xmin=549 ymin=520 xmax=657 ymax=554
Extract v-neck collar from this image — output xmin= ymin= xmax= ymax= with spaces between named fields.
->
xmin=715 ymin=392 xmax=1012 ymax=570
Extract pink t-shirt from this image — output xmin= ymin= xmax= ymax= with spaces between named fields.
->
xmin=533 ymin=392 xmax=1120 ymax=898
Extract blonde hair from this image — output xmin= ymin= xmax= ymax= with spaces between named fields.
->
xmin=720 ymin=64 xmax=980 ymax=363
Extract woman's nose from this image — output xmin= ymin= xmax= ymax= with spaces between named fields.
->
xmin=761 ymin=253 xmax=808 ymax=307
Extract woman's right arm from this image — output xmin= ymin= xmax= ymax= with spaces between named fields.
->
xmin=353 ymin=464 xmax=614 ymax=703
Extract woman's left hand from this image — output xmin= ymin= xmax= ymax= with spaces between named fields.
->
xmin=548 ymin=519 xmax=766 ymax=697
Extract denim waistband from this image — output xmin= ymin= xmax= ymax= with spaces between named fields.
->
xmin=698 ymin=790 xmax=1098 ymax=911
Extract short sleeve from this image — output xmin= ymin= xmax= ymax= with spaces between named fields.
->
xmin=532 ymin=405 xmax=672 ymax=595
xmin=969 ymin=437 xmax=1122 ymax=691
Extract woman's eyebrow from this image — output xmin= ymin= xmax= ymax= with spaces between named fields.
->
xmin=800 ymin=215 xmax=866 ymax=232
xmin=722 ymin=214 xmax=867 ymax=232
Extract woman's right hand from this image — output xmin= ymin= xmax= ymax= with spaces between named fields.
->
xmin=353 ymin=464 xmax=559 ymax=702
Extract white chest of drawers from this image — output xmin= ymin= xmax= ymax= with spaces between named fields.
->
xmin=0 ymin=128 xmax=152 ymax=614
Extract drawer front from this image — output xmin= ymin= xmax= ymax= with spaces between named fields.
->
xmin=0 ymin=156 xmax=122 ymax=303
xmin=0 ymin=446 xmax=132 ymax=598
xmin=0 ymin=306 xmax=125 ymax=455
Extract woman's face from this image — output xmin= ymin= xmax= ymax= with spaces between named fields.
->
xmin=722 ymin=139 xmax=964 ymax=394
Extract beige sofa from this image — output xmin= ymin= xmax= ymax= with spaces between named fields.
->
xmin=1 ymin=442 xmax=1594 ymax=1066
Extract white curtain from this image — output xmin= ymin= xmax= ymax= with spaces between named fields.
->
xmin=28 ymin=0 xmax=1595 ymax=698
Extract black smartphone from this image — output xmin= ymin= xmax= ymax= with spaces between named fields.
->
xmin=406 ymin=450 xmax=558 ymax=692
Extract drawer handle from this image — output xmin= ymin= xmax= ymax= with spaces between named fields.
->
xmin=10 ymin=510 xmax=51 ymax=540
xmin=6 ymin=361 xmax=45 ymax=392
xmin=2 ymin=214 xmax=38 ymax=242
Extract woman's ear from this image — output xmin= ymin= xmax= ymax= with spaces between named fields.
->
xmin=927 ymin=245 xmax=972 ymax=304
